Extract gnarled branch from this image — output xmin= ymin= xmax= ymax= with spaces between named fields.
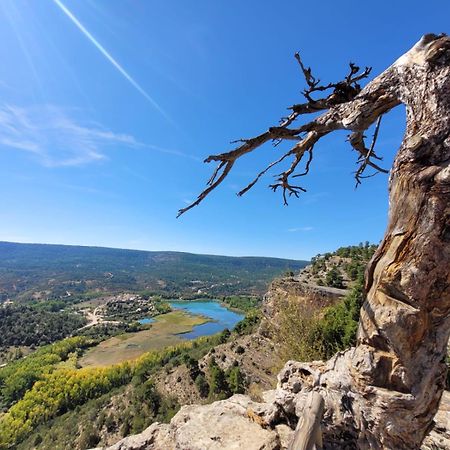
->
xmin=178 ymin=50 xmax=400 ymax=217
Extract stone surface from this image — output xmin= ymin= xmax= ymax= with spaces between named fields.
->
xmin=100 ymin=363 xmax=449 ymax=450
xmin=96 ymin=423 xmax=166 ymax=449
xmin=102 ymin=395 xmax=283 ymax=450
xmin=262 ymin=277 xmax=343 ymax=323
xmin=421 ymin=391 xmax=450 ymax=450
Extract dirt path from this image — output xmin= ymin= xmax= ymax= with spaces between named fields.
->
xmin=77 ymin=306 xmax=120 ymax=331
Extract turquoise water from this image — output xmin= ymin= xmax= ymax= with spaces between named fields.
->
xmin=138 ymin=317 xmax=155 ymax=325
xmin=169 ymin=300 xmax=244 ymax=339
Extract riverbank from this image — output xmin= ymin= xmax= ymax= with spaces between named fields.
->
xmin=78 ymin=310 xmax=208 ymax=367
xmin=79 ymin=301 xmax=244 ymax=367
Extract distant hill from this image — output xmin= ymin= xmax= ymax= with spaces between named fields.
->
xmin=0 ymin=242 xmax=308 ymax=301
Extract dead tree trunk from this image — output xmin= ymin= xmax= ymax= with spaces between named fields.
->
xmin=288 ymin=391 xmax=324 ymax=450
xmin=181 ymin=34 xmax=450 ymax=448
xmin=349 ymin=38 xmax=450 ymax=448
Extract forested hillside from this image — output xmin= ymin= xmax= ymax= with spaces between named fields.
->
xmin=0 ymin=304 xmax=86 ymax=348
xmin=0 ymin=242 xmax=308 ymax=301
xmin=1 ymin=243 xmax=447 ymax=449
xmin=0 ymin=244 xmax=362 ymax=448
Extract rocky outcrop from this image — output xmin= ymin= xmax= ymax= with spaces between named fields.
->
xmin=99 ymin=359 xmax=449 ymax=450
xmin=101 ymin=394 xmax=289 ymax=450
xmin=262 ymin=277 xmax=345 ymax=322
xmin=194 ymin=276 xmax=347 ymax=397
xmin=422 ymin=390 xmax=450 ymax=450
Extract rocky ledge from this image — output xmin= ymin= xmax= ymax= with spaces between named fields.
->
xmin=95 ymin=360 xmax=449 ymax=450
xmin=262 ymin=277 xmax=346 ymax=322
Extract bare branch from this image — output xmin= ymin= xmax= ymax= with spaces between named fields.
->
xmin=177 ymin=160 xmax=234 ymax=217
xmin=369 ymin=115 xmax=382 ymax=154
xmin=177 ymin=51 xmax=401 ymax=217
xmin=270 ymin=181 xmax=307 ymax=206
xmin=293 ymin=147 xmax=314 ymax=178
xmin=237 ymin=151 xmax=293 ymax=197
xmin=266 ymin=132 xmax=321 ymax=204
xmin=294 ymin=52 xmax=372 ymax=104
xmin=207 ymin=160 xmax=226 ymax=186
xmin=350 ymin=116 xmax=388 ymax=186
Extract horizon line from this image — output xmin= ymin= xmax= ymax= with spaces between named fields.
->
xmin=0 ymin=239 xmax=310 ymax=262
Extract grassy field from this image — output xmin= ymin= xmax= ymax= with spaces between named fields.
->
xmin=78 ymin=311 xmax=208 ymax=367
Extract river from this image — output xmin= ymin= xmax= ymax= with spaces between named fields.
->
xmin=168 ymin=300 xmax=244 ymax=339
xmin=81 ymin=300 xmax=246 ymax=367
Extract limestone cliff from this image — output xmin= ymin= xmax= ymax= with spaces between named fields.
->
xmin=98 ymin=361 xmax=449 ymax=450
xmin=262 ymin=275 xmax=345 ymax=322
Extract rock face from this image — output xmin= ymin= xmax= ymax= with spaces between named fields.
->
xmin=422 ymin=390 xmax=450 ymax=450
xmin=100 ymin=360 xmax=449 ymax=450
xmin=102 ymin=394 xmax=288 ymax=450
xmin=262 ymin=276 xmax=345 ymax=323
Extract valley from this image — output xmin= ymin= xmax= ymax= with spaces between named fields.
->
xmin=0 ymin=241 xmax=285 ymax=366
xmin=79 ymin=302 xmax=244 ymax=367
xmin=0 ymin=243 xmax=447 ymax=449
xmin=78 ymin=311 xmax=209 ymax=367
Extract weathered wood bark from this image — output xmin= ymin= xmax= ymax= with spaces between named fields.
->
xmin=289 ymin=36 xmax=450 ymax=449
xmin=288 ymin=391 xmax=324 ymax=450
xmin=349 ymin=35 xmax=450 ymax=448
xmin=183 ymin=34 xmax=450 ymax=449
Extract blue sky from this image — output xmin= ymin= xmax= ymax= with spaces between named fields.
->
xmin=0 ymin=0 xmax=448 ymax=260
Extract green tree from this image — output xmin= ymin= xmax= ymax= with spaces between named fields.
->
xmin=195 ymin=374 xmax=209 ymax=398
xmin=325 ymin=267 xmax=344 ymax=288
xmin=208 ymin=358 xmax=229 ymax=399
xmin=226 ymin=366 xmax=245 ymax=394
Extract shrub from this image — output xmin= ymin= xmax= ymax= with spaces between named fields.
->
xmin=272 ymin=300 xmax=325 ymax=362
xmin=78 ymin=425 xmax=100 ymax=450
xmin=235 ymin=345 xmax=245 ymax=354
xmin=234 ymin=310 xmax=261 ymax=335
xmin=325 ymin=267 xmax=344 ymax=289
xmin=195 ymin=374 xmax=209 ymax=398
xmin=208 ymin=358 xmax=230 ymax=399
xmin=272 ymin=280 xmax=365 ymax=362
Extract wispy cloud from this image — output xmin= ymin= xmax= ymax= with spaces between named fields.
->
xmin=51 ymin=0 xmax=172 ymax=124
xmin=146 ymin=144 xmax=201 ymax=162
xmin=287 ymin=226 xmax=314 ymax=232
xmin=51 ymin=182 xmax=123 ymax=199
xmin=0 ymin=104 xmax=198 ymax=167
xmin=0 ymin=104 xmax=138 ymax=167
